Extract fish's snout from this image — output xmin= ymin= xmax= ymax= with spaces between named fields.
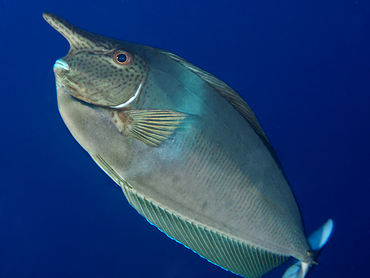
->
xmin=54 ymin=59 xmax=69 ymax=71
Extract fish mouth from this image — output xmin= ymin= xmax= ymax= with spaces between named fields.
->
xmin=53 ymin=59 xmax=69 ymax=71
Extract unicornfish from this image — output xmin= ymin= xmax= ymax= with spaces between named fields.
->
xmin=43 ymin=12 xmax=333 ymax=278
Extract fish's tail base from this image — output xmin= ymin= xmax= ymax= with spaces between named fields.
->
xmin=282 ymin=219 xmax=333 ymax=278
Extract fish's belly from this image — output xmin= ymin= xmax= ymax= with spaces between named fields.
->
xmin=109 ymin=115 xmax=306 ymax=277
xmin=116 ymin=109 xmax=309 ymax=262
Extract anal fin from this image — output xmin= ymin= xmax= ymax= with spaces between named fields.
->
xmin=91 ymin=154 xmax=131 ymax=189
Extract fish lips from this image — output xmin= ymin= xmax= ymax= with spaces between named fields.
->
xmin=53 ymin=59 xmax=87 ymax=104
xmin=53 ymin=59 xmax=70 ymax=83
xmin=54 ymin=59 xmax=69 ymax=71
xmin=53 ymin=59 xmax=92 ymax=103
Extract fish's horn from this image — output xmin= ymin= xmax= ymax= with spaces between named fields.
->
xmin=43 ymin=12 xmax=105 ymax=51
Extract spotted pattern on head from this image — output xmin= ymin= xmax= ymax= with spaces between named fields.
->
xmin=44 ymin=12 xmax=149 ymax=107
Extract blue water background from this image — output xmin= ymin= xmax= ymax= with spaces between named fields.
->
xmin=1 ymin=1 xmax=369 ymax=277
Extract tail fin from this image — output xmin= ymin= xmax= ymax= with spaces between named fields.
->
xmin=282 ymin=219 xmax=334 ymax=278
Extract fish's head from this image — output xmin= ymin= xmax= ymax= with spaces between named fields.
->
xmin=43 ymin=12 xmax=148 ymax=108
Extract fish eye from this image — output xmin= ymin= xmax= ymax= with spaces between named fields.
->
xmin=114 ymin=51 xmax=132 ymax=65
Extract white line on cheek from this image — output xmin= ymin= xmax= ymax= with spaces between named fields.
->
xmin=110 ymin=83 xmax=143 ymax=109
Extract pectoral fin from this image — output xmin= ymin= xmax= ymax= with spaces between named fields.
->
xmin=113 ymin=109 xmax=190 ymax=146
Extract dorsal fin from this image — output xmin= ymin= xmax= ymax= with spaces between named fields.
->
xmin=161 ymin=51 xmax=283 ymax=168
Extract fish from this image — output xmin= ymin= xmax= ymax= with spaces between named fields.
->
xmin=43 ymin=12 xmax=333 ymax=278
